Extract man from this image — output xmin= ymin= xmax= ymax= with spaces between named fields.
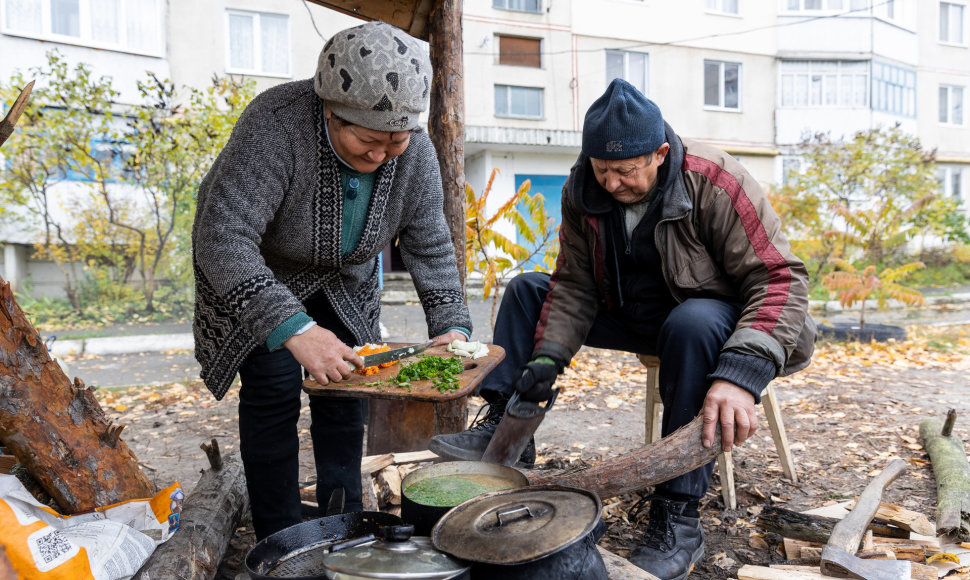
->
xmin=430 ymin=78 xmax=816 ymax=579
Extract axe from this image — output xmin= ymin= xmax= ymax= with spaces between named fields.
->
xmin=820 ymin=458 xmax=911 ymax=580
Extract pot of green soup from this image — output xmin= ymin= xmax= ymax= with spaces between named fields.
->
xmin=401 ymin=461 xmax=529 ymax=536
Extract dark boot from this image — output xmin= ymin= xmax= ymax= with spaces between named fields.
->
xmin=428 ymin=397 xmax=536 ymax=468
xmin=628 ymin=496 xmax=704 ymax=580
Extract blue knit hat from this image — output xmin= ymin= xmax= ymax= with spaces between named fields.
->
xmin=582 ymin=79 xmax=665 ymax=160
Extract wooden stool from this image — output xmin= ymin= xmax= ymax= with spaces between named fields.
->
xmin=637 ymin=354 xmax=797 ymax=509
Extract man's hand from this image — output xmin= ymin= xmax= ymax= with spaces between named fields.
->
xmin=701 ymin=380 xmax=758 ymax=452
xmin=283 ymin=325 xmax=362 ymax=385
xmin=514 ymin=359 xmax=559 ymax=402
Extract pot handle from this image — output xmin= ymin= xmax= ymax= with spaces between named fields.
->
xmin=495 ymin=505 xmax=536 ymax=527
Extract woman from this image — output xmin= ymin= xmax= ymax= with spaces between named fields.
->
xmin=192 ymin=21 xmax=471 ymax=540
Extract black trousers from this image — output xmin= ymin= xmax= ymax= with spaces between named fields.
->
xmin=480 ymin=272 xmax=742 ymax=500
xmin=238 ymin=295 xmax=364 ymax=540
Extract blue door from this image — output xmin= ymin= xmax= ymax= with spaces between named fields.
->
xmin=514 ymin=174 xmax=567 ymax=269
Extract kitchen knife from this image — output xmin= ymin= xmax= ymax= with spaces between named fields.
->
xmin=360 ymin=340 xmax=436 ymax=367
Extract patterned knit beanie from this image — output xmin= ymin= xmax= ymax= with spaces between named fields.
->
xmin=315 ymin=21 xmax=431 ymax=132
xmin=582 ymin=78 xmax=665 ymax=160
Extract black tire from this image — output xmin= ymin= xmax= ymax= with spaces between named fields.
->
xmin=817 ymin=322 xmax=906 ymax=342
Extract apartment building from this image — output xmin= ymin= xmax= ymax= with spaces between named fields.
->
xmin=1 ymin=0 xmax=968 ymax=293
xmin=464 ymin=0 xmax=970 ymax=236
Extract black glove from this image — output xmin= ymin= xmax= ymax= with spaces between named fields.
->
xmin=514 ymin=358 xmax=560 ymax=402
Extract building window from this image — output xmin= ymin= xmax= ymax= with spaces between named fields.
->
xmin=706 ymin=0 xmax=739 ymax=14
xmin=492 ymin=0 xmax=541 ymax=14
xmin=497 ymin=35 xmax=542 ymax=68
xmin=606 ymin=50 xmax=648 ymax=94
xmin=784 ymin=0 xmax=846 ymax=11
xmin=494 ymin=85 xmax=543 ymax=119
xmin=226 ymin=10 xmax=290 ymax=77
xmin=871 ymin=62 xmax=916 ymax=117
xmin=940 ymin=2 xmax=966 ymax=44
xmin=781 ymin=157 xmax=803 ymax=185
xmin=939 ymin=166 xmax=966 ymax=201
xmin=940 ymin=85 xmax=965 ymax=125
xmin=704 ymin=60 xmax=741 ymax=110
xmin=1 ymin=0 xmax=161 ymax=55
xmin=779 ymin=60 xmax=868 ymax=108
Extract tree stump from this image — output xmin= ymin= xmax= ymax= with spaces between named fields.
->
xmin=0 ymin=277 xmax=154 ymax=513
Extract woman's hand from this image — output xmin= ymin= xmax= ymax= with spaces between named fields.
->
xmin=431 ymin=330 xmax=469 ymax=346
xmin=284 ymin=325 xmax=363 ymax=384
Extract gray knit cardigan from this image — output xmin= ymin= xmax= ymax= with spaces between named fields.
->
xmin=192 ymin=80 xmax=472 ymax=400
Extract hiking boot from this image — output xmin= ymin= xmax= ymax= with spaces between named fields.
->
xmin=628 ymin=496 xmax=704 ymax=580
xmin=428 ymin=398 xmax=536 ymax=468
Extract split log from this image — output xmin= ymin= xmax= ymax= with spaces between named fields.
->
xmin=738 ymin=562 xmax=938 ymax=580
xmin=757 ymin=506 xmax=909 ymax=545
xmin=0 ymin=278 xmax=154 ymax=513
xmin=919 ymin=409 xmax=970 ymax=540
xmin=596 ymin=546 xmax=660 ymax=580
xmin=132 ymin=443 xmax=248 ymax=580
xmin=528 ymin=415 xmax=721 ymax=499
xmin=0 ymin=546 xmax=15 ymax=580
xmin=845 ymin=500 xmax=936 ymax=536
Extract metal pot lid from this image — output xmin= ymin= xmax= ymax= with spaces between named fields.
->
xmin=321 ymin=526 xmax=469 ymax=579
xmin=431 ymin=484 xmax=601 ymax=565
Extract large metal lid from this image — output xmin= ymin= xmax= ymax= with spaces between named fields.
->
xmin=431 ymin=485 xmax=601 ymax=565
xmin=321 ymin=525 xmax=469 ymax=579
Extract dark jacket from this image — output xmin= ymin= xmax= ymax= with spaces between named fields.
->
xmin=533 ymin=123 xmax=815 ymax=398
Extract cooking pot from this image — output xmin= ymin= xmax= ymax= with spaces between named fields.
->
xmin=245 ymin=511 xmax=404 ymax=579
xmin=432 ymin=485 xmax=609 ymax=580
xmin=400 ymin=461 xmax=529 ymax=536
xmin=320 ymin=524 xmax=470 ymax=580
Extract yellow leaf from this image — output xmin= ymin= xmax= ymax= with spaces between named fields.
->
xmin=928 ymin=552 xmax=961 ymax=564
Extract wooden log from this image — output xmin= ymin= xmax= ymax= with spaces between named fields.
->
xmin=738 ymin=562 xmax=937 ymax=580
xmin=132 ymin=447 xmax=248 ymax=580
xmin=845 ymin=500 xmax=936 ymax=536
xmin=375 ymin=465 xmax=402 ymax=507
xmin=756 ymin=506 xmax=909 ymax=545
xmin=428 ymin=0 xmax=466 ymax=291
xmin=920 ymin=410 xmax=970 ymax=540
xmin=528 ymin=415 xmax=722 ymax=499
xmin=0 ymin=278 xmax=155 ymax=513
xmin=596 ymin=546 xmax=660 ymax=580
xmin=872 ymin=535 xmax=941 ymax=555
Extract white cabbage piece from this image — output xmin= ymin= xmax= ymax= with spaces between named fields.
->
xmin=447 ymin=340 xmax=489 ymax=359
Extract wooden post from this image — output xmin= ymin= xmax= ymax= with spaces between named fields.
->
xmin=428 ymin=0 xmax=466 ymax=293
xmin=428 ymin=0 xmax=468 ymax=437
xmin=0 ymin=277 xmax=155 ymax=513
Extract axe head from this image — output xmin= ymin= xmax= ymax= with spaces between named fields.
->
xmin=820 ymin=545 xmax=911 ymax=580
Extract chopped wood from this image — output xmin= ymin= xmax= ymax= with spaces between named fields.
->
xmin=528 ymin=415 xmax=722 ymax=499
xmin=361 ymin=453 xmax=394 ymax=475
xmin=132 ymin=450 xmax=248 ymax=580
xmin=361 ymin=472 xmax=380 ymax=512
xmin=783 ymin=537 xmax=818 ymax=559
xmin=856 ymin=548 xmax=896 ymax=560
xmin=0 ymin=454 xmax=16 ymax=474
xmin=596 ymin=546 xmax=660 ymax=580
xmin=390 ymin=450 xmax=439 ymax=464
xmin=376 ymin=465 xmax=402 ymax=507
xmin=872 ymin=535 xmax=941 ymax=555
xmin=598 ymin=549 xmax=659 ymax=580
xmin=920 ymin=411 xmax=970 ymax=540
xmin=738 ymin=563 xmax=936 ymax=580
xmin=0 ymin=278 xmax=155 ymax=513
xmin=845 ymin=500 xmax=936 ymax=536
xmin=757 ymin=505 xmax=909 ymax=546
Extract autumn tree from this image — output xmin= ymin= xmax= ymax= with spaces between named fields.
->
xmin=465 ymin=169 xmax=559 ymax=327
xmin=774 ymin=125 xmax=956 ymax=280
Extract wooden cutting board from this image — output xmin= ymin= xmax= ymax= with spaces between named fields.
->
xmin=302 ymin=343 xmax=505 ymax=402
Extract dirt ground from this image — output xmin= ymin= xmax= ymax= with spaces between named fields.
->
xmin=79 ymin=318 xmax=970 ymax=579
